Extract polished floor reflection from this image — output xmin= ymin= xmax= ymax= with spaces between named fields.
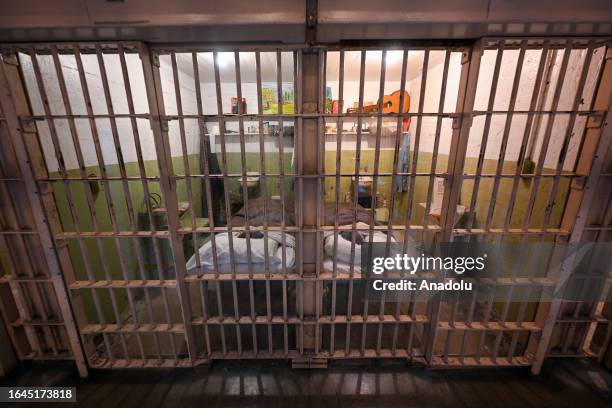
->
xmin=1 ymin=359 xmax=610 ymax=407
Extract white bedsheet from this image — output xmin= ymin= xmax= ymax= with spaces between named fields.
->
xmin=186 ymin=231 xmax=295 ymax=274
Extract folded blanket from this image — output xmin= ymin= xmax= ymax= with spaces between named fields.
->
xmin=323 ymin=222 xmax=395 ymax=264
xmin=186 ymin=231 xmax=295 ymax=273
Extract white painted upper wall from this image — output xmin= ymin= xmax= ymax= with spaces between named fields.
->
xmin=325 ymin=46 xmax=604 ymax=169
xmin=17 ymin=44 xmax=604 ymax=173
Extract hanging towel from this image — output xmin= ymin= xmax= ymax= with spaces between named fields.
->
xmin=395 ymin=133 xmax=410 ymax=192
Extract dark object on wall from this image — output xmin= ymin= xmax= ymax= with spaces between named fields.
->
xmin=137 ymin=193 xmax=174 ymax=279
xmin=200 ymin=135 xmax=226 ymax=226
xmin=88 ymin=173 xmax=100 ymax=199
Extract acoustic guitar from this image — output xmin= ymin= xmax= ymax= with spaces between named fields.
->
xmin=346 ymin=90 xmax=410 ymax=114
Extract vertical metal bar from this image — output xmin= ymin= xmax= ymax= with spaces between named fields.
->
xmin=344 ymin=50 xmax=366 ymax=356
xmin=277 ymin=50 xmax=289 ymax=355
xmin=349 ymin=51 xmax=366 ymax=278
xmin=191 ymin=52 xmax=220 ymax=357
xmin=233 ymin=52 xmax=259 ymax=355
xmin=422 ymin=50 xmax=451 ymax=231
xmin=212 ymin=51 xmax=237 ymax=277
xmin=170 ymin=53 xmax=201 ymax=273
xmin=386 ymin=49 xmax=408 ymax=252
xmin=366 ymin=49 xmax=387 ymax=357
xmin=139 ymin=44 xmax=197 ymax=365
xmin=332 ymin=50 xmax=345 ymax=281
xmin=191 ymin=52 xmax=220 ymax=277
xmin=295 ymin=49 xmax=305 ymax=354
xmin=253 ymin=52 xmax=273 ymax=354
xmin=233 ymin=52 xmax=253 ymax=275
xmin=330 ymin=49 xmax=345 ymax=354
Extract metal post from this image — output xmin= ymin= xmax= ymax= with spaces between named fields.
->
xmin=297 ymin=47 xmax=322 ymax=362
xmin=426 ymin=42 xmax=482 ymax=364
xmin=139 ymin=44 xmax=199 ymax=366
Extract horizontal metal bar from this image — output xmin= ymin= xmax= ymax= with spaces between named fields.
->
xmin=81 ymin=323 xmax=185 ymax=334
xmin=191 ymin=314 xmax=429 ymax=325
xmin=452 ymin=228 xmax=570 ymax=235
xmin=437 ymin=321 xmax=541 ymax=332
xmin=42 ymin=176 xmax=160 ymax=182
xmin=0 ymin=230 xmax=38 ymax=235
xmin=555 ymin=315 xmax=610 ymax=324
xmin=10 ymin=317 xmax=64 ymax=327
xmin=21 ymin=109 xmax=602 ymax=123
xmin=176 ymin=173 xmax=450 ymax=178
xmin=430 ymin=356 xmax=532 ymax=367
xmin=177 ymin=225 xmax=443 ymax=235
xmin=460 ymin=173 xmax=582 ymax=179
xmin=69 ymin=279 xmax=173 ymax=289
xmin=0 ymin=276 xmax=52 ymax=283
xmin=56 ymin=231 xmax=170 ymax=239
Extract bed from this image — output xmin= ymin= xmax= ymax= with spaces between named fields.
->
xmin=186 ymin=197 xmax=296 ymax=274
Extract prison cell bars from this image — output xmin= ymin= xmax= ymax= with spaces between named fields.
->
xmin=319 ymin=46 xmax=462 ymax=361
xmin=0 ymin=39 xmax=608 ymax=372
xmin=3 ymin=44 xmax=196 ymax=369
xmin=437 ymin=39 xmax=610 ymax=368
xmin=441 ymin=41 xmax=539 ymax=366
xmin=150 ymin=48 xmax=306 ymax=360
xmin=0 ymin=51 xmax=88 ymax=375
xmin=532 ymin=44 xmax=612 ymax=373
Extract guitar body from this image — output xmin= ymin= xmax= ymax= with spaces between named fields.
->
xmin=381 ymin=90 xmax=410 ymax=113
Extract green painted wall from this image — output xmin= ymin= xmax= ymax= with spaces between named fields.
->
xmin=51 ymin=149 xmax=568 ymax=323
xmin=324 ymin=149 xmax=569 ymax=231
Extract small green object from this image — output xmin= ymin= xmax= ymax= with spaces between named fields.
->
xmin=522 ymin=158 xmax=535 ymax=175
xmin=521 ymin=158 xmax=535 ymax=184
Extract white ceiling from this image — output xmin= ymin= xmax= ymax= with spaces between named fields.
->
xmin=0 ymin=0 xmax=610 ymax=42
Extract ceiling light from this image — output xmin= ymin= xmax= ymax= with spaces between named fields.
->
xmin=216 ymin=52 xmax=234 ymax=68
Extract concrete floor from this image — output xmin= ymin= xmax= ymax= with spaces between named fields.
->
xmin=0 ymin=359 xmax=611 ymax=407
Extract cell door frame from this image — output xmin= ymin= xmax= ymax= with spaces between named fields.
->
xmin=0 ymin=37 xmax=610 ymax=376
